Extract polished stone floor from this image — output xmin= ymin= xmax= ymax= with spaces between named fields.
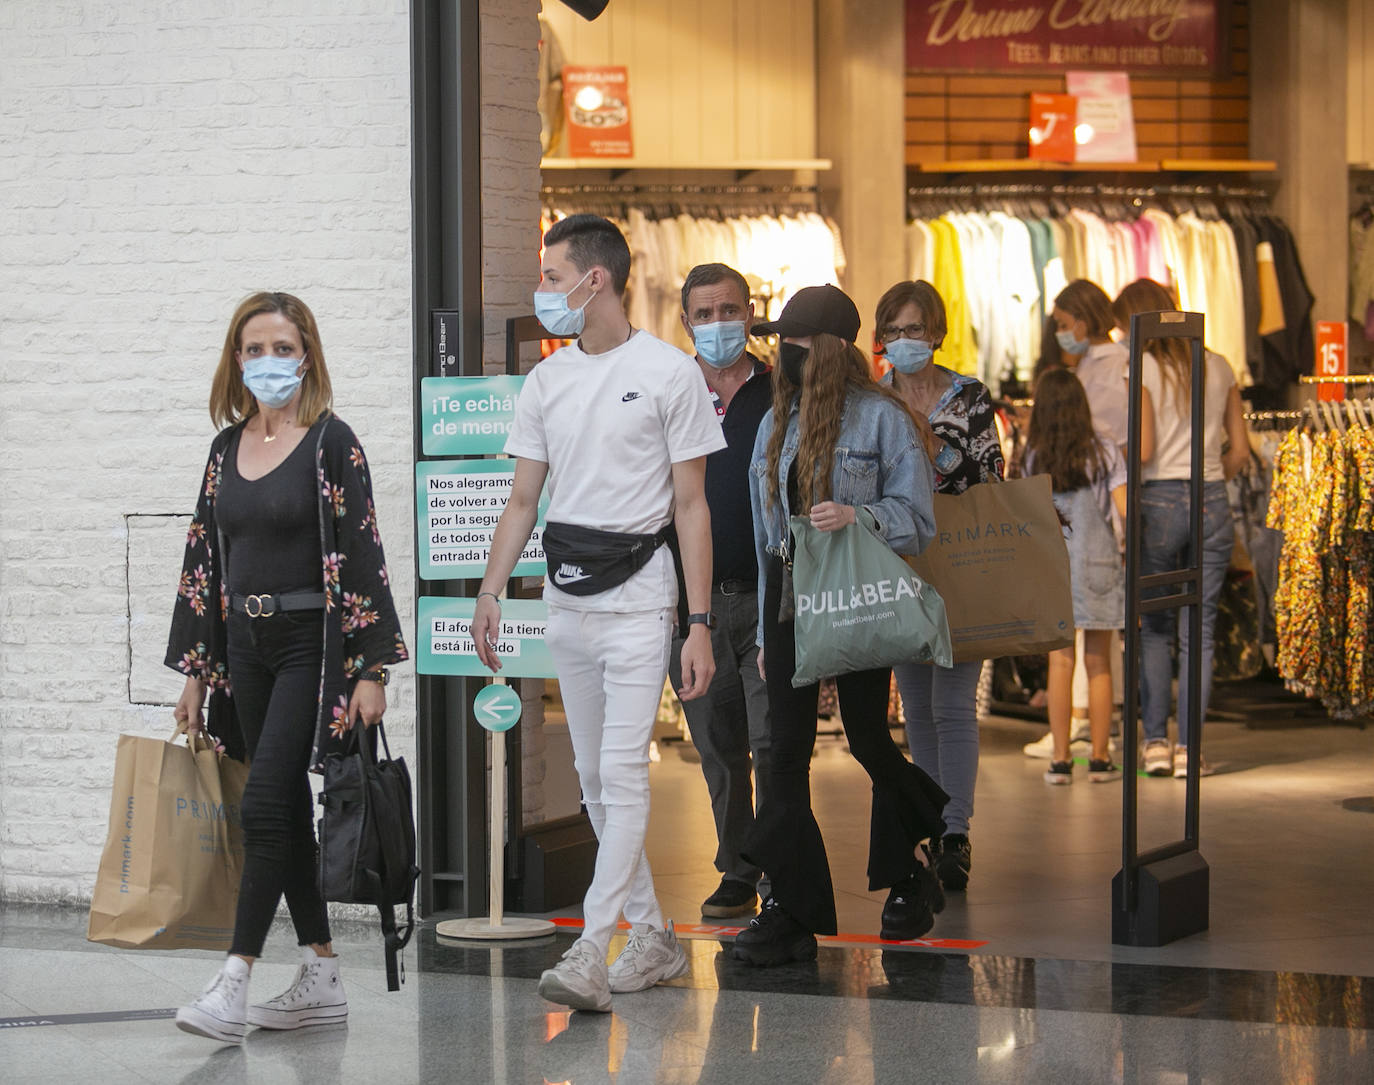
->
xmin=2 ymin=707 xmax=1372 ymax=1082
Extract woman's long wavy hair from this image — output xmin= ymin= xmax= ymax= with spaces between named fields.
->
xmin=209 ymin=292 xmax=334 ymax=428
xmin=1026 ymin=367 xmax=1107 ymax=492
xmin=764 ymin=332 xmax=919 ymax=513
xmin=1112 ymin=277 xmax=1190 ymax=410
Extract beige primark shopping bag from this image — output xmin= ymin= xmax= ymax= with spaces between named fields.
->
xmin=906 ymin=476 xmax=1074 ymax=663
xmin=87 ymin=727 xmax=248 ymax=950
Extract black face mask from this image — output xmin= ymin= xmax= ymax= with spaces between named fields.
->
xmin=779 ymin=342 xmax=809 ymax=387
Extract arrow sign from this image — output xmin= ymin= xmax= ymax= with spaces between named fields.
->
xmin=473 ymin=685 xmax=522 ymax=733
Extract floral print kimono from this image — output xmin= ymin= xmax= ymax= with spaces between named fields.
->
xmin=165 ymin=413 xmax=408 ymax=768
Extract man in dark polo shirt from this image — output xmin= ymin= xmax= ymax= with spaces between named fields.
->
xmin=668 ymin=262 xmax=773 ymax=918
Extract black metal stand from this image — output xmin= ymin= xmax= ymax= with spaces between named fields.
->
xmin=1114 ymin=310 xmax=1211 ymax=947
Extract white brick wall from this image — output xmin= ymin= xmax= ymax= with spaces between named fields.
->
xmin=0 ymin=0 xmax=545 ymax=903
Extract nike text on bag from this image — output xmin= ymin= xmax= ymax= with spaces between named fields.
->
xmin=318 ymin=722 xmax=419 ymax=991
xmin=88 ymin=728 xmax=248 ymax=950
xmin=905 ymin=475 xmax=1074 ymax=663
xmin=788 ymin=509 xmax=954 ymax=687
xmin=541 ymin=520 xmax=668 ymax=596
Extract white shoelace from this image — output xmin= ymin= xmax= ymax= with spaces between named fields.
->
xmin=267 ymin=962 xmax=318 ymax=1006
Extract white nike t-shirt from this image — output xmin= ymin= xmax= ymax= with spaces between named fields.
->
xmin=504 ymin=329 xmax=726 ymax=612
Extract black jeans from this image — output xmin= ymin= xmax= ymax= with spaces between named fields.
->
xmin=743 ymin=557 xmax=948 ymax=936
xmin=226 ymin=608 xmax=331 ymax=957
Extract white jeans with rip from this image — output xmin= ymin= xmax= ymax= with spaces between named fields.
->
xmin=545 ymin=604 xmax=673 ymax=954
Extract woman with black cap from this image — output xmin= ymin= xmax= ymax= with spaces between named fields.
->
xmin=736 ymin=285 xmax=950 ymax=966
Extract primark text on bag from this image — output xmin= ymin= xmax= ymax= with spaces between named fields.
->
xmin=906 ymin=475 xmax=1074 ymax=663
xmin=318 ymin=721 xmax=419 ymax=992
xmin=87 ymin=727 xmax=248 ymax=951
xmin=788 ymin=508 xmax=953 ymax=687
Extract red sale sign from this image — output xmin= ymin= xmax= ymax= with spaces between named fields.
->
xmin=563 ymin=66 xmax=633 ymax=158
xmin=1315 ymin=321 xmax=1348 ymax=403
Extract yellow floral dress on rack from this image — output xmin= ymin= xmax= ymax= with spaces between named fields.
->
xmin=1268 ymin=422 xmax=1374 ymax=718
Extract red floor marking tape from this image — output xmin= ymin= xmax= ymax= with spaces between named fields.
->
xmin=547 ymin=916 xmax=987 ymax=950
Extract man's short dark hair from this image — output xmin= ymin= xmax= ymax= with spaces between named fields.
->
xmin=543 ymin=214 xmax=631 ymax=295
xmin=680 ymin=263 xmax=751 ymax=314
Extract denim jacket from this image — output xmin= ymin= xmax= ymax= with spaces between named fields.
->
xmin=748 ymin=389 xmax=937 ymax=640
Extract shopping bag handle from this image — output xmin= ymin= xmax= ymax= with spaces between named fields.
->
xmin=171 ymin=722 xmax=214 ymax=756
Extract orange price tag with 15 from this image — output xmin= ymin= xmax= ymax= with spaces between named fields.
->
xmin=1315 ymin=320 xmax=1348 ymax=402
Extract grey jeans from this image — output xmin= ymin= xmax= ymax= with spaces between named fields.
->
xmin=892 ymin=659 xmax=983 ymax=837
xmin=669 ymin=585 xmax=771 ymax=886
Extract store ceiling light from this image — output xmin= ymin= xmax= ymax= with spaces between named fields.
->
xmin=555 ymin=0 xmax=610 ymax=20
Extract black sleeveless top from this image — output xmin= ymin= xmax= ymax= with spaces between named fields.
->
xmin=216 ymin=424 xmax=321 ymax=594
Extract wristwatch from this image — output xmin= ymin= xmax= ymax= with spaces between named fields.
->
xmin=359 ymin=668 xmax=389 ymax=686
xmin=687 ymin=612 xmax=717 ymax=631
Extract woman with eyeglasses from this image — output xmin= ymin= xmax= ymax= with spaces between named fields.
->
xmin=877 ymin=280 xmax=1004 ymax=895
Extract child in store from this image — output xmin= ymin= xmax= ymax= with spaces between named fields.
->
xmin=1021 ymin=367 xmax=1127 ymax=785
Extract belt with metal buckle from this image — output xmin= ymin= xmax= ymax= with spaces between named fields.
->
xmin=715 ymin=579 xmax=755 ymax=596
xmin=230 ymin=591 xmax=327 ymax=618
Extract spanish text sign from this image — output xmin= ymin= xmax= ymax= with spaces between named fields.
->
xmin=421 ymin=375 xmax=524 ymax=456
xmin=416 ymin=459 xmax=547 ymax=580
xmin=417 ymin=596 xmax=556 ymax=679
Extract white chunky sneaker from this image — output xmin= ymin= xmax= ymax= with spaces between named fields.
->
xmin=246 ymin=946 xmax=348 ymax=1030
xmin=607 ymin=921 xmax=689 ymax=994
xmin=1023 ymin=726 xmax=1091 ymax=760
xmin=175 ymin=956 xmax=250 ymax=1044
xmin=537 ymin=938 xmax=613 ymax=1012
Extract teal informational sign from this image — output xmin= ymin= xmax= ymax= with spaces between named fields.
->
xmin=416 ymin=459 xmax=547 ymax=581
xmin=421 ymin=375 xmax=525 ymax=456
xmin=417 ymin=596 xmax=557 ymax=679
xmin=472 ymin=685 xmax=523 ymax=732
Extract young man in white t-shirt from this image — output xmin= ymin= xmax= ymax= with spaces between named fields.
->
xmin=473 ymin=214 xmax=725 ymax=1012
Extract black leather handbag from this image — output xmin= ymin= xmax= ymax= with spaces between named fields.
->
xmin=317 ymin=722 xmax=418 ymax=991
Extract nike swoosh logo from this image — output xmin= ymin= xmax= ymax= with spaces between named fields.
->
xmin=551 ymin=568 xmax=591 ymax=585
xmin=621 ymin=392 xmax=642 ymax=402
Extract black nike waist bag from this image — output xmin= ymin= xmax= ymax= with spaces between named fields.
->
xmin=541 ymin=520 xmax=668 ymax=596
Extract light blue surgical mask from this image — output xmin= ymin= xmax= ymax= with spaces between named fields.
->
xmin=692 ymin=320 xmax=748 ymax=368
xmin=533 ymin=269 xmax=594 ymax=337
xmin=242 ymin=354 xmax=305 ymax=408
xmin=885 ymin=337 xmax=934 ymax=374
xmin=1056 ymin=327 xmax=1090 ymax=355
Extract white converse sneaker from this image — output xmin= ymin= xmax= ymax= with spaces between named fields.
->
xmin=537 ymin=938 xmax=613 ymax=1012
xmin=246 ymin=946 xmax=348 ymax=1030
xmin=607 ymin=921 xmax=689 ymax=994
xmin=175 ymin=956 xmax=250 ymax=1044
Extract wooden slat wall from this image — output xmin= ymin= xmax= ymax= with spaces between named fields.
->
xmin=1352 ymin=0 xmax=1374 ymax=166
xmin=905 ymin=2 xmax=1251 ymax=166
xmin=541 ymin=0 xmax=816 ymax=163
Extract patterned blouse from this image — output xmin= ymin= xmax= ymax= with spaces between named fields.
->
xmin=165 ymin=414 xmax=409 ymax=769
xmin=884 ymin=365 xmax=1005 ymax=494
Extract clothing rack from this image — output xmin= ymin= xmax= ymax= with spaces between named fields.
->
xmin=1243 ymin=409 xmax=1305 ymax=421
xmin=542 ymin=182 xmax=820 ymax=197
xmin=905 ymin=180 xmax=1274 ymax=201
xmin=1298 ymin=374 xmax=1374 ymax=384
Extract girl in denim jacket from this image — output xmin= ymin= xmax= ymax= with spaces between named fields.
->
xmin=734 ymin=286 xmax=948 ymax=967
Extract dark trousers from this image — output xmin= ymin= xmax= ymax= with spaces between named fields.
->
xmin=226 ymin=609 xmax=332 ymax=958
xmin=743 ymin=557 xmax=948 ymax=936
xmin=668 ymin=585 xmax=771 ymax=887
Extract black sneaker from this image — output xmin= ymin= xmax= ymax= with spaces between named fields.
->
xmin=880 ymin=862 xmax=945 ymax=941
xmin=1043 ymin=760 xmax=1073 ymax=786
xmin=731 ymin=898 xmax=818 ymax=966
xmin=936 ymin=834 xmax=972 ymax=892
xmin=701 ymin=876 xmax=759 ymax=918
xmin=1088 ymin=758 xmax=1122 ymax=783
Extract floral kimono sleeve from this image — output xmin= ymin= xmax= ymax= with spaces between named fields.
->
xmin=320 ymin=421 xmax=409 ymax=679
xmin=164 ymin=427 xmax=244 ymax=759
